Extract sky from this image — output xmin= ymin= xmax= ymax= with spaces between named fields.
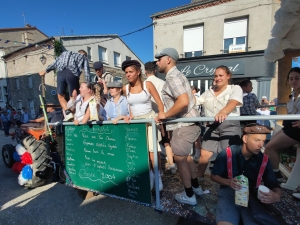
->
xmin=0 ymin=0 xmax=191 ymax=63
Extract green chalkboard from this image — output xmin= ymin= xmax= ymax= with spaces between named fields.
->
xmin=64 ymin=123 xmax=151 ymax=205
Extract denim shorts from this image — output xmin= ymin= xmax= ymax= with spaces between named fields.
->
xmin=216 ymin=187 xmax=258 ymax=225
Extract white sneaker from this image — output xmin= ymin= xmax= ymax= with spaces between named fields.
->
xmin=169 ymin=163 xmax=177 ymax=175
xmin=158 ymin=173 xmax=163 ymax=191
xmin=150 ymin=171 xmax=154 ymax=190
xmin=159 ymin=170 xmax=164 ymax=178
xmin=63 ymin=112 xmax=74 ymax=121
xmin=175 ymin=191 xmax=197 ymax=205
xmin=193 ymin=186 xmax=204 ymax=196
xmin=293 ymin=193 xmax=300 ymax=199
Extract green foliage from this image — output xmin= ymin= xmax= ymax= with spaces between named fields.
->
xmin=54 ymin=41 xmax=63 ymax=57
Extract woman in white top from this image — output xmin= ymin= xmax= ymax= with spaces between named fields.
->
xmin=196 ymin=65 xmax=243 ymax=180
xmin=67 ymin=82 xmax=106 ymax=125
xmin=121 ymin=59 xmax=164 ymax=191
xmin=265 ymin=67 xmax=300 ymax=182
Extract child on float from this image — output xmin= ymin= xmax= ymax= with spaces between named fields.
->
xmin=239 ymin=80 xmax=260 ymax=125
xmin=67 ymin=82 xmax=106 ymax=125
xmin=104 ymin=81 xmax=130 ymax=124
xmin=195 ymin=65 xmax=243 ymax=182
xmin=121 ymin=59 xmax=164 ymax=191
xmin=265 ymin=67 xmax=300 ymax=183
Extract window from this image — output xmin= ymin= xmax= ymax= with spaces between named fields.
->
xmin=15 ymin=77 xmax=20 ymax=89
xmin=126 ymin=56 xmax=131 ymax=61
xmin=18 ymin=100 xmax=22 ymax=109
xmin=28 ymin=75 xmax=33 ymax=88
xmin=0 ymin=87 xmax=3 ymax=101
xmin=87 ymin=46 xmax=92 ymax=61
xmin=183 ymin=25 xmax=204 ymax=58
xmin=98 ymin=46 xmax=107 ymax=63
xmin=114 ymin=52 xmax=121 ymax=67
xmin=223 ymin=18 xmax=248 ymax=54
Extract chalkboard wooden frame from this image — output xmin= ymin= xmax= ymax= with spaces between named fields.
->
xmin=64 ymin=123 xmax=152 ymax=205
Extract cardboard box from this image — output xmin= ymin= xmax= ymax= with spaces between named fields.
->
xmin=235 ymin=175 xmax=249 ymax=207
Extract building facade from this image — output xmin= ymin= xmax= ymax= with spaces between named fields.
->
xmin=3 ymin=38 xmax=57 ymax=117
xmin=58 ymin=35 xmax=144 ymax=81
xmin=151 ymin=0 xmax=280 ymax=100
xmin=0 ymin=25 xmax=48 ymax=108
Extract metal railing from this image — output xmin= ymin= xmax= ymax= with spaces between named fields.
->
xmin=50 ymin=114 xmax=300 ymax=210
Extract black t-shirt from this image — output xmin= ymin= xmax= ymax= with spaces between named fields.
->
xmin=211 ymin=145 xmax=280 ymax=193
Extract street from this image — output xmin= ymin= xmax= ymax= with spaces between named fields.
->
xmin=0 ymin=128 xmax=182 ymax=225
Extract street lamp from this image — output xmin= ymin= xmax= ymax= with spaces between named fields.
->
xmin=40 ymin=55 xmax=46 ymax=65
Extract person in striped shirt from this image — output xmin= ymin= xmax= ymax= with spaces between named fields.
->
xmin=39 ymin=50 xmax=90 ymax=121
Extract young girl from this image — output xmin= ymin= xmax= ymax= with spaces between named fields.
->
xmin=104 ymin=81 xmax=130 ymax=124
xmin=121 ymin=60 xmax=164 ymax=191
xmin=265 ymin=67 xmax=300 ymax=182
xmin=196 ymin=65 xmax=243 ymax=181
xmin=67 ymin=82 xmax=106 ymax=125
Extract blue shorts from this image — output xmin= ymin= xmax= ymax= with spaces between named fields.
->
xmin=216 ymin=187 xmax=258 ymax=225
xmin=56 ymin=68 xmax=80 ymax=96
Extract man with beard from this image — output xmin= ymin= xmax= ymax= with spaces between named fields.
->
xmin=156 ymin=48 xmax=203 ymax=205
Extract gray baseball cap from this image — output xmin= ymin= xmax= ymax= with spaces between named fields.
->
xmin=155 ymin=48 xmax=179 ymax=61
xmin=107 ymin=81 xmax=123 ymax=88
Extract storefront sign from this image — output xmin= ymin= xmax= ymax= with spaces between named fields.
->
xmin=177 ymin=60 xmax=245 ymax=78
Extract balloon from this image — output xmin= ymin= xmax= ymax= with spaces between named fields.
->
xmin=12 ymin=162 xmax=25 ymax=173
xmin=16 ymin=144 xmax=26 ymax=156
xmin=21 ymin=165 xmax=33 ymax=180
xmin=21 ymin=152 xmax=32 ymax=165
xmin=18 ymin=173 xmax=28 ymax=186
xmin=13 ymin=151 xmax=21 ymax=162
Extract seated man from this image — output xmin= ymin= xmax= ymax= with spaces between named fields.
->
xmin=210 ymin=123 xmax=282 ymax=225
xmin=30 ymin=104 xmax=63 ymax=124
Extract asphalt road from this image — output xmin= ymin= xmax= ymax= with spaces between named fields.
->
xmin=0 ymin=128 xmax=182 ymax=225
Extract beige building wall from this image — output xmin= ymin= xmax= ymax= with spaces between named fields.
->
xmin=5 ymin=44 xmax=58 ymax=115
xmin=152 ymin=0 xmax=280 ymax=101
xmin=153 ymin=0 xmax=280 ymax=56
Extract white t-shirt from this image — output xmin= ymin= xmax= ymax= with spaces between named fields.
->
xmin=196 ymin=84 xmax=243 ymax=117
xmin=256 ymin=109 xmax=271 ymax=126
xmin=286 ymin=92 xmax=300 ymax=114
xmin=146 ymin=75 xmax=165 ymax=113
xmin=67 ymin=95 xmax=106 ymax=121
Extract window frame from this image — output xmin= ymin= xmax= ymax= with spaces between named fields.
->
xmin=113 ymin=52 xmax=121 ymax=67
xmin=27 ymin=75 xmax=33 ymax=88
xmin=15 ymin=77 xmax=20 ymax=89
xmin=98 ymin=46 xmax=108 ymax=63
xmin=223 ymin=17 xmax=248 ymax=54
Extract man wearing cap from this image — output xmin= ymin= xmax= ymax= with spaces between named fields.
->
xmin=156 ymin=48 xmax=203 ymax=205
xmin=93 ymin=61 xmax=114 ymax=84
xmin=210 ymin=123 xmax=282 ymax=225
xmin=39 ymin=50 xmax=90 ymax=121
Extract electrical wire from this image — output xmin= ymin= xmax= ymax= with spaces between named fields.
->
xmin=156 ymin=3 xmax=277 ymax=26
xmin=62 ymin=23 xmax=154 ymax=47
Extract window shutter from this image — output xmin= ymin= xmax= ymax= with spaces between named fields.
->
xmin=224 ymin=19 xmax=247 ymax=39
xmin=183 ymin=26 xmax=204 ymax=52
